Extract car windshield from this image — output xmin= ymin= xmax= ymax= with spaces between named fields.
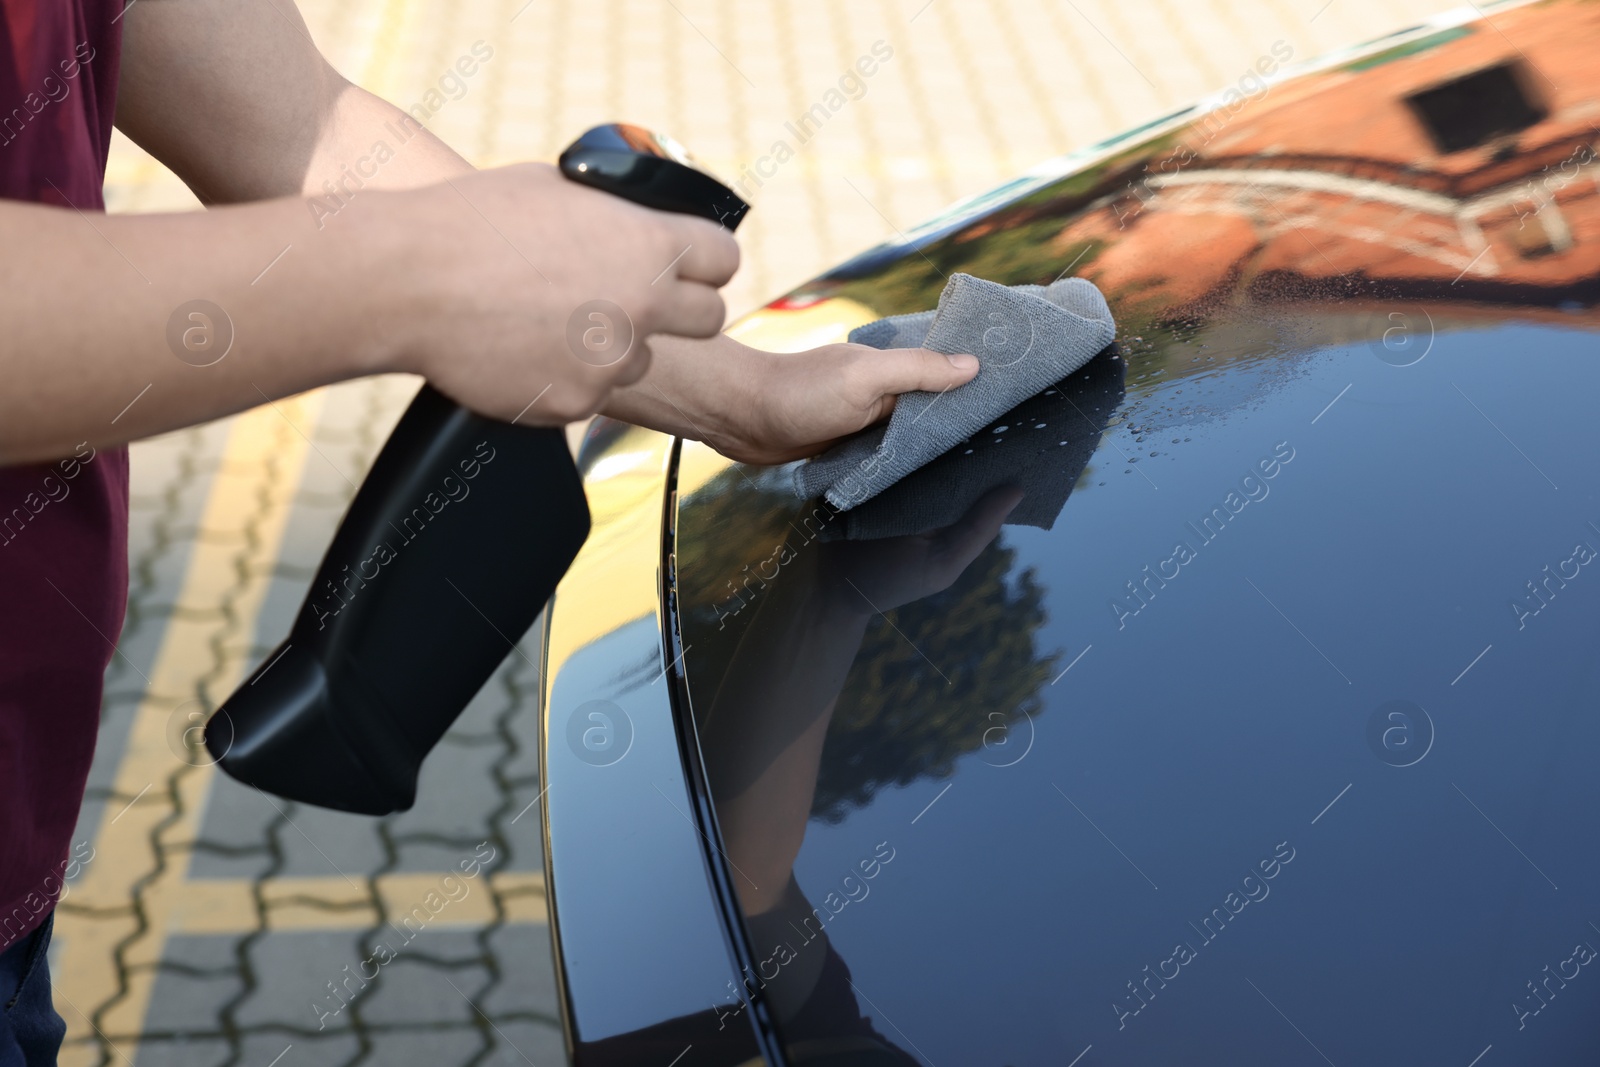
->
xmin=673 ymin=3 xmax=1600 ymax=1063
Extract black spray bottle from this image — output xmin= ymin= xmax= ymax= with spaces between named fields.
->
xmin=205 ymin=124 xmax=748 ymax=815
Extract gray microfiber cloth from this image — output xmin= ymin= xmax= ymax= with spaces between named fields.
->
xmin=794 ymin=272 xmax=1116 ymax=510
xmin=820 ymin=346 xmax=1125 ymax=540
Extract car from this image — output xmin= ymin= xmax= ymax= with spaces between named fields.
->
xmin=539 ymin=0 xmax=1600 ymax=1062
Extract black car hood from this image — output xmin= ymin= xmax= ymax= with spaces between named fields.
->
xmin=671 ymin=2 xmax=1600 ymax=1063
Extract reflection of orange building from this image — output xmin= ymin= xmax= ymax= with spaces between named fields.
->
xmin=1071 ymin=0 xmax=1600 ymax=311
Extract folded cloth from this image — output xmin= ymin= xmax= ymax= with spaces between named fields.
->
xmin=794 ymin=272 xmax=1117 ymax=510
xmin=820 ymin=345 xmax=1125 ymax=541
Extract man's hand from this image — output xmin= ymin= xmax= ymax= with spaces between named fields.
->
xmin=384 ymin=164 xmax=739 ymax=426
xmin=717 ymin=340 xmax=980 ymax=464
xmin=606 ymin=334 xmax=979 ymax=465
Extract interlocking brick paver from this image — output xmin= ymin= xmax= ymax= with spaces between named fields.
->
xmin=116 ymin=1037 xmax=232 ymax=1067
xmin=233 ymin=1035 xmax=354 ymax=1067
xmin=475 ymin=1021 xmax=569 ymax=1067
xmin=477 ymin=925 xmax=561 ymax=1019
xmin=360 ymin=1029 xmax=487 ymax=1067
xmin=65 ymin=3 xmax=1470 ymax=1065
xmin=140 ymin=970 xmax=248 ymax=1037
xmin=231 ymin=930 xmax=370 ymax=1032
xmin=356 ymin=951 xmax=492 ymax=1026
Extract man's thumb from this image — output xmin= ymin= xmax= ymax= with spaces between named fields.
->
xmin=873 ymin=347 xmax=979 ymax=397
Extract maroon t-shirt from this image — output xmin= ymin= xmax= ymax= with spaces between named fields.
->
xmin=0 ymin=0 xmax=126 ymax=950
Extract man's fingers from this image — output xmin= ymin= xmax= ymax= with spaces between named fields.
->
xmin=659 ymin=217 xmax=741 ymax=286
xmin=649 ymin=281 xmax=727 ymax=338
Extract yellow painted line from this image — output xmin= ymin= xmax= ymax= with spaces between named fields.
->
xmin=54 ymin=395 xmax=326 ymax=1064
xmin=169 ymin=872 xmax=548 ymax=935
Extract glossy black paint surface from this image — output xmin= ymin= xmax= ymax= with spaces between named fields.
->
xmin=541 ymin=424 xmax=763 ymax=1065
xmin=665 ymin=2 xmax=1600 ymax=1063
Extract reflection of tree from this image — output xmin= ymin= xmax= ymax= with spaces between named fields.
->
xmin=675 ymin=467 xmax=808 ymax=615
xmin=825 ymin=226 xmax=1104 ymax=320
xmin=676 ymin=470 xmax=1058 ymax=827
xmin=802 ymin=137 xmax=1210 ymax=400
xmin=812 ymin=539 xmax=1055 ymax=823
xmin=813 ymin=131 xmax=1188 ymax=317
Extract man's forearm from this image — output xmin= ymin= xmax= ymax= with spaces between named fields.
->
xmin=0 ymin=91 xmax=472 ymax=464
xmin=0 ymin=57 xmax=476 ymax=461
xmin=0 ymin=193 xmax=409 ymax=463
xmin=600 ymin=332 xmax=761 ymax=446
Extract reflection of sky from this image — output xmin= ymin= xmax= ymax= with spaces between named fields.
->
xmin=783 ymin=323 xmax=1600 ymax=1066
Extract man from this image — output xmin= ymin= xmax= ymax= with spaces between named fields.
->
xmin=0 ymin=1 xmax=980 ymax=1062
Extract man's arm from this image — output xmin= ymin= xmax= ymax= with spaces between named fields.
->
xmin=0 ymin=165 xmax=732 ymax=463
xmin=0 ymin=0 xmax=733 ymax=464
xmin=1 ymin=0 xmax=967 ymax=466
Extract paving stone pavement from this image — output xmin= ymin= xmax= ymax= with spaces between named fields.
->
xmin=61 ymin=1 xmax=1466 ymax=1064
